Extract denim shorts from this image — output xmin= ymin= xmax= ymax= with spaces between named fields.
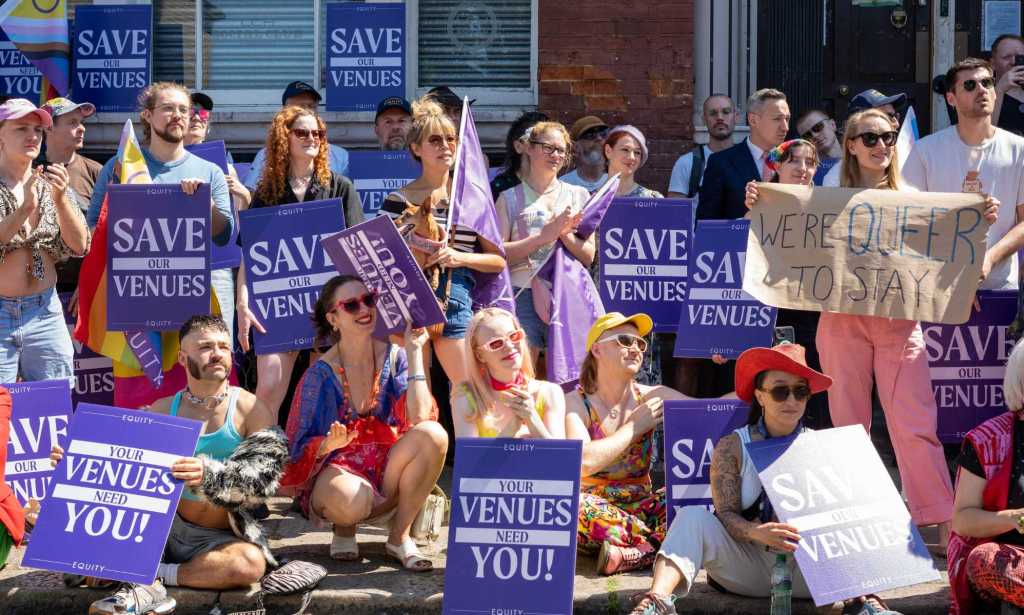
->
xmin=438 ymin=268 xmax=475 ymax=339
xmin=0 ymin=285 xmax=74 ymax=384
xmin=514 ymin=288 xmax=547 ymax=349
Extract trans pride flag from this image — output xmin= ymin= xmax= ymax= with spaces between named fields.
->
xmin=0 ymin=0 xmax=69 ymax=103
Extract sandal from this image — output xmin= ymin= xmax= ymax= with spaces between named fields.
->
xmin=385 ymin=538 xmax=433 ymax=572
xmin=841 ymin=595 xmax=902 ymax=615
xmin=330 ymin=534 xmax=359 ymax=561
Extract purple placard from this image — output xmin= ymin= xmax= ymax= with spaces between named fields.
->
xmin=746 ymin=426 xmax=939 ymax=606
xmin=185 ymin=140 xmax=229 ymax=173
xmin=106 ymin=184 xmax=211 ymax=330
xmin=22 ymin=403 xmax=202 ymax=584
xmin=443 ymin=438 xmax=582 ymax=615
xmin=346 ymin=150 xmax=420 ymax=217
xmin=185 ymin=142 xmax=238 ymax=268
xmin=60 ymin=293 xmax=114 ymax=408
xmin=662 ymin=399 xmax=748 ymax=526
xmin=674 ymin=219 xmax=777 ymax=358
xmin=321 ymin=215 xmax=446 ymax=339
xmin=239 ymin=199 xmax=346 ymax=354
xmin=233 ymin=163 xmax=252 ymax=184
xmin=923 ymin=289 xmax=1016 ymax=443
xmin=598 ymin=198 xmax=693 ymax=332
xmin=5 ymin=379 xmax=72 ymax=507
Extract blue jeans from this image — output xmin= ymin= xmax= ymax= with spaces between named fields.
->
xmin=514 ymin=288 xmax=547 ymax=349
xmin=0 ymin=286 xmax=74 ymax=384
xmin=437 ymin=268 xmax=474 ymax=339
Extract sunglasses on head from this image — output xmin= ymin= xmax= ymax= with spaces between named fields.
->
xmin=478 ymin=329 xmax=525 ymax=351
xmin=759 ymin=384 xmax=812 ymax=403
xmin=191 ymin=107 xmax=210 ymax=122
xmin=334 ymin=291 xmax=378 ymax=314
xmin=853 ymin=130 xmax=897 ymax=147
xmin=291 ymin=127 xmax=325 ymax=140
xmin=597 ymin=333 xmax=648 ymax=353
xmin=960 ymin=77 xmax=995 ymax=93
xmin=800 ymin=119 xmax=827 ymax=140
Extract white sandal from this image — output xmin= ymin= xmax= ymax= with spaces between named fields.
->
xmin=385 ymin=538 xmax=433 ymax=572
xmin=330 ymin=534 xmax=359 ymax=561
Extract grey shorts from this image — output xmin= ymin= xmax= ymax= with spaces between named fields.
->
xmin=163 ymin=515 xmax=240 ymax=564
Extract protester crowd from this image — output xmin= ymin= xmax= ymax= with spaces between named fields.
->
xmin=3 ymin=39 xmax=1024 ymax=615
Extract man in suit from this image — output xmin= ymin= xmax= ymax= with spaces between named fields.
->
xmin=698 ymin=88 xmax=790 ymax=220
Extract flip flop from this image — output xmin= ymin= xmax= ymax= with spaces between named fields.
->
xmin=385 ymin=538 xmax=433 ymax=572
xmin=330 ymin=534 xmax=359 ymax=561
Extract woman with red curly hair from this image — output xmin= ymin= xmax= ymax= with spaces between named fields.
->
xmin=236 ymin=106 xmax=363 ymax=422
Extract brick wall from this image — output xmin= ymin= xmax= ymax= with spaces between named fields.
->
xmin=538 ymin=1 xmax=695 ymax=193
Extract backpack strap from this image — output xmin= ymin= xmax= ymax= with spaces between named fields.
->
xmin=686 ymin=145 xmax=706 ymax=198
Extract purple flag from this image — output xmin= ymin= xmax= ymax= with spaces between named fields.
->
xmin=450 ymin=101 xmax=515 ymax=313
xmin=576 ymin=174 xmax=620 ymax=238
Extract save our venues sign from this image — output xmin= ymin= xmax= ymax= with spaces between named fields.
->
xmin=0 ymin=30 xmax=41 ymax=100
xmin=5 ymin=379 xmax=72 ymax=507
xmin=72 ymin=4 xmax=152 ymax=112
xmin=326 ymin=3 xmax=405 ymax=112
xmin=347 ymin=150 xmax=420 ymax=217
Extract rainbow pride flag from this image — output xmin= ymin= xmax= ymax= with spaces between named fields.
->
xmin=0 ymin=0 xmax=69 ymax=102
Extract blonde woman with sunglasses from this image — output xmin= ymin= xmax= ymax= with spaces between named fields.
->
xmin=451 ymin=307 xmax=566 ymax=439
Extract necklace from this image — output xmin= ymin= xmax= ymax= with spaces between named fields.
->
xmin=337 ymin=342 xmax=381 ymax=419
xmin=602 ymin=381 xmax=641 ymax=420
xmin=183 ymin=386 xmax=229 ymax=410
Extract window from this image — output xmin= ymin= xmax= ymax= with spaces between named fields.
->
xmin=692 ymin=0 xmax=757 ymax=141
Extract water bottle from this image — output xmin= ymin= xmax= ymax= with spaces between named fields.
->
xmin=770 ymin=553 xmax=792 ymax=615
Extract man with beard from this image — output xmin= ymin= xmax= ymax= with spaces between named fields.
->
xmin=87 ymin=82 xmax=232 ymax=247
xmin=562 ymin=115 xmax=608 ymax=193
xmin=374 ymin=96 xmax=412 ymax=150
xmin=904 ymin=57 xmax=1024 ymax=292
xmin=54 ymin=315 xmax=283 ymax=615
xmin=668 ymin=94 xmax=736 ymax=200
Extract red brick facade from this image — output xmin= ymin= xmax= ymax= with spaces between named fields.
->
xmin=537 ymin=1 xmax=695 ymax=192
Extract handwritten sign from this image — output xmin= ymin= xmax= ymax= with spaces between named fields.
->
xmin=0 ymin=31 xmax=41 ymax=100
xmin=347 ymin=150 xmax=420 ymax=217
xmin=743 ymin=184 xmax=987 ymax=325
xmin=22 ymin=404 xmax=201 ymax=584
xmin=326 ymin=3 xmax=405 ymax=112
xmin=675 ymin=220 xmax=777 ymax=358
xmin=72 ymin=5 xmax=152 ymax=112
xmin=106 ymin=184 xmax=211 ymax=331
xmin=443 ymin=438 xmax=582 ymax=615
xmin=60 ymin=292 xmax=114 ymax=408
xmin=599 ymin=198 xmax=693 ymax=332
xmin=5 ymin=379 xmax=72 ymax=507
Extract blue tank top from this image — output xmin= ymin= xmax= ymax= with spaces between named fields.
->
xmin=170 ymin=386 xmax=244 ymax=501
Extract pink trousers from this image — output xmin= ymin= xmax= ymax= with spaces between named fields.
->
xmin=816 ymin=312 xmax=953 ymax=525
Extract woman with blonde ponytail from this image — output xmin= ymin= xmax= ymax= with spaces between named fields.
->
xmin=380 ymin=98 xmax=506 ymax=387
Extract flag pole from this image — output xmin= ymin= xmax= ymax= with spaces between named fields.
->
xmin=446 ymin=96 xmax=469 ymax=236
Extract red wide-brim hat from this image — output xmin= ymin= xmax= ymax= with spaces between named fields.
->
xmin=735 ymin=343 xmax=833 ymax=403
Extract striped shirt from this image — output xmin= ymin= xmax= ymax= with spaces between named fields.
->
xmin=381 ymin=192 xmax=480 ymax=253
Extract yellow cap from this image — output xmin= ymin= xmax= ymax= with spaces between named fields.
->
xmin=585 ymin=312 xmax=654 ymax=352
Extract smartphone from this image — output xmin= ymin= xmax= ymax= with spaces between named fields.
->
xmin=773 ymin=326 xmax=796 ymax=346
xmin=1015 ymin=55 xmax=1024 ymax=67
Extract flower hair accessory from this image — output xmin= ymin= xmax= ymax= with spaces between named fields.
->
xmin=519 ymin=126 xmax=536 ymax=142
xmin=765 ymin=138 xmax=816 ymax=174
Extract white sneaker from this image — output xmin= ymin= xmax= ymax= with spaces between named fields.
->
xmin=88 ymin=580 xmax=176 ymax=615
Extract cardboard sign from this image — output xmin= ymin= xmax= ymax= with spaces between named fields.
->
xmin=923 ymin=290 xmax=1016 ymax=443
xmin=599 ymin=198 xmax=693 ymax=332
xmin=443 ymin=438 xmax=582 ymax=615
xmin=72 ymin=5 xmax=152 ymax=112
xmin=675 ymin=220 xmax=777 ymax=358
xmin=662 ymin=399 xmax=748 ymax=525
xmin=22 ymin=403 xmax=201 ymax=584
xmin=0 ymin=31 xmax=41 ymax=100
xmin=321 ymin=215 xmax=446 ymax=339
xmin=325 ymin=3 xmax=405 ymax=112
xmin=106 ymin=184 xmax=211 ymax=330
xmin=239 ymin=199 xmax=346 ymax=354
xmin=186 ymin=141 xmax=240 ymax=269
xmin=346 ymin=150 xmax=420 ymax=217
xmin=5 ymin=379 xmax=72 ymax=507
xmin=744 ymin=184 xmax=987 ymax=325
xmin=746 ymin=426 xmax=940 ymax=606
xmin=60 ymin=292 xmax=114 ymax=408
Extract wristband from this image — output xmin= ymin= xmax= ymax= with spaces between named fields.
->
xmin=408 ymin=374 xmax=427 ymax=382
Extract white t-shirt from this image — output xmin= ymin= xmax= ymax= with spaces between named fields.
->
xmin=560 ymin=169 xmax=607 ymax=193
xmin=821 ymin=160 xmax=842 ymax=187
xmin=668 ymin=145 xmax=712 ymax=200
xmin=902 ymin=126 xmax=1024 ymax=290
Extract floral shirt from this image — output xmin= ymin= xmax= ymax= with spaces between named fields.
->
xmin=0 ymin=180 xmax=87 ymax=280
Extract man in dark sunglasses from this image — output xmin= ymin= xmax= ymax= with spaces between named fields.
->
xmin=562 ymin=115 xmax=609 ymax=193
xmin=794 ymin=108 xmax=841 ymax=185
xmin=903 ymin=56 xmax=1024 ymax=293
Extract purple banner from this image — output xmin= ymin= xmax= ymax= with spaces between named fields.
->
xmin=60 ymin=293 xmax=114 ymax=408
xmin=22 ymin=403 xmax=201 ymax=584
xmin=662 ymin=399 xmax=747 ymax=526
xmin=106 ymin=184 xmax=211 ymax=331
xmin=746 ymin=426 xmax=939 ymax=606
xmin=598 ymin=198 xmax=693 ymax=332
xmin=321 ymin=215 xmax=446 ymax=339
xmin=443 ymin=438 xmax=582 ymax=615
xmin=239 ymin=199 xmax=346 ymax=354
xmin=185 ymin=140 xmax=229 ymax=173
xmin=347 ymin=151 xmax=419 ymax=217
xmin=674 ymin=220 xmax=777 ymax=358
xmin=185 ymin=142 xmax=239 ymax=269
xmin=923 ymin=290 xmax=1016 ymax=443
xmin=5 ymin=379 xmax=72 ymax=507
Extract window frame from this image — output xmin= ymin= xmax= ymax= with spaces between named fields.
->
xmin=692 ymin=0 xmax=757 ymax=144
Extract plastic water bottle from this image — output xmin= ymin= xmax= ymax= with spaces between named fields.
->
xmin=770 ymin=553 xmax=792 ymax=615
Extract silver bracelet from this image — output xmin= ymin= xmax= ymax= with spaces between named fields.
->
xmin=408 ymin=374 xmax=427 ymax=382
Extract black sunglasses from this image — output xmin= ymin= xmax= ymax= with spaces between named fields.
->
xmin=961 ymin=77 xmax=995 ymax=92
xmin=853 ymin=130 xmax=898 ymax=148
xmin=334 ymin=292 xmax=378 ymax=314
xmin=800 ymin=119 xmax=827 ymax=140
xmin=759 ymin=385 xmax=812 ymax=403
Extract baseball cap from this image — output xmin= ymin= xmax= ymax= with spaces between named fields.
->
xmin=281 ymin=81 xmax=322 ymax=106
xmin=426 ymin=86 xmax=475 ymax=109
xmin=0 ymin=98 xmax=53 ymax=128
xmin=585 ymin=312 xmax=654 ymax=352
xmin=190 ymin=92 xmax=214 ymax=111
xmin=375 ymin=96 xmax=412 ymax=120
xmin=848 ymin=89 xmax=907 ymax=114
xmin=570 ymin=115 xmax=608 ymax=141
xmin=42 ymin=97 xmax=95 ymax=120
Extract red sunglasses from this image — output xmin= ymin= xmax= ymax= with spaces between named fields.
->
xmin=334 ymin=291 xmax=378 ymax=314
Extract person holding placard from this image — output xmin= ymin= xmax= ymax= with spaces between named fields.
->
xmin=451 ymin=307 xmax=566 ymax=439
xmin=281 ymin=275 xmax=446 ymax=571
xmin=497 ymin=122 xmax=593 ymax=364
xmin=380 ymin=98 xmax=507 ymax=386
xmin=236 ymin=106 xmax=364 ymax=423
xmin=0 ymin=98 xmax=89 ymax=383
